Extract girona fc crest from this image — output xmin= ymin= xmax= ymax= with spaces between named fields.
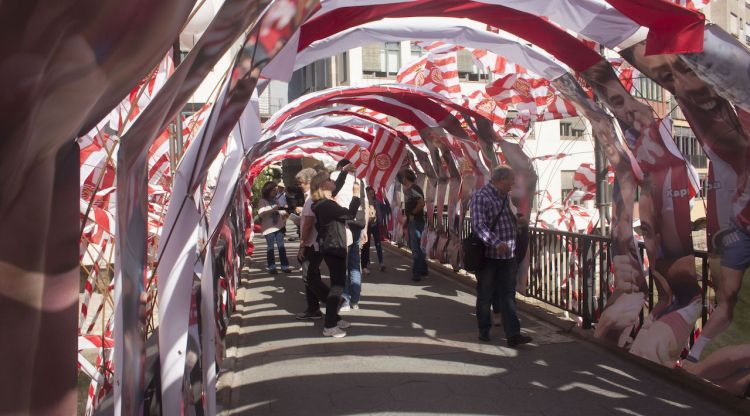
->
xmin=375 ymin=154 xmax=392 ymax=170
xmin=544 ymin=89 xmax=556 ymax=105
xmin=477 ymin=99 xmax=494 ymax=113
xmin=415 ymin=70 xmax=426 ymax=86
xmin=360 ymin=149 xmax=371 ymax=165
xmin=513 ymin=78 xmax=531 ymax=98
xmin=430 ymin=69 xmax=443 ymax=84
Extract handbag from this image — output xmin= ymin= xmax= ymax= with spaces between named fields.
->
xmin=320 ymin=221 xmax=348 ymax=258
xmin=313 ymin=200 xmax=348 ymax=258
xmin=462 ymin=199 xmax=507 ymax=273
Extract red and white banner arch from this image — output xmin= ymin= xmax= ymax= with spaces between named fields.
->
xmin=10 ymin=0 xmax=750 ymax=414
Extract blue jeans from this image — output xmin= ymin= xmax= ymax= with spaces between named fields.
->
xmin=344 ymin=229 xmax=362 ymax=305
xmin=264 ymin=230 xmax=289 ymax=271
xmin=408 ymin=220 xmax=428 ymax=279
xmin=477 ymin=258 xmax=520 ymax=337
xmin=361 ymin=223 xmax=384 ymax=267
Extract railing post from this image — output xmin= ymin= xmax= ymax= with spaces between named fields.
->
xmin=581 ymin=237 xmax=594 ymax=329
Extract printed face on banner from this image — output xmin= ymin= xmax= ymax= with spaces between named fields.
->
xmin=622 ymin=41 xmax=750 ymax=242
xmin=622 ymin=42 xmax=748 ymax=162
xmin=581 ymin=54 xmax=707 ymax=369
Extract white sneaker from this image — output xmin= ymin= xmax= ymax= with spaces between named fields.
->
xmin=337 ymin=319 xmax=351 ymax=329
xmin=323 ymin=326 xmax=347 ymax=338
xmin=351 ymin=303 xmax=360 ymax=310
xmin=339 ymin=304 xmax=351 ymax=312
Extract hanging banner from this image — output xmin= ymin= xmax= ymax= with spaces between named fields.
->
xmin=620 ymin=32 xmax=750 ymax=390
xmin=0 ymin=1 xmax=195 ymax=414
xmin=581 ymin=58 xmax=699 ymax=366
xmin=156 ymin=2 xmax=320 ymax=413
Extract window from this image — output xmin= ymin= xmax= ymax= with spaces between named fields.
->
xmin=457 ymin=49 xmax=488 ymax=82
xmin=731 ymin=13 xmax=739 ymax=37
xmin=673 ymin=125 xmax=706 ymax=169
xmin=560 ymin=121 xmax=586 ymax=140
xmin=362 ymin=42 xmax=400 ymax=78
xmin=633 ymin=76 xmax=663 ymax=101
xmin=337 ymin=52 xmax=348 ymax=83
xmin=382 ymin=42 xmax=401 ymax=75
xmin=411 ymin=42 xmax=424 ymax=58
xmin=561 ymin=170 xmax=576 ymax=201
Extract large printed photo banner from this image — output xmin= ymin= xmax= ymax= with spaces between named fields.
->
xmin=579 ymin=58 xmax=699 ymax=365
xmin=620 ymin=33 xmax=750 ymax=394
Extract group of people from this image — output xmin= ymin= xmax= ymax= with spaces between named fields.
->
xmin=259 ymin=160 xmax=389 ymax=337
xmin=258 ymin=162 xmax=532 ymax=346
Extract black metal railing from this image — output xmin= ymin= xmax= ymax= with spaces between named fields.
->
xmin=416 ymin=210 xmax=715 ymax=340
xmin=525 ymin=227 xmax=714 ymax=343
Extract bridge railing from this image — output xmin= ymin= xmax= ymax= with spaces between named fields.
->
xmin=418 ymin=210 xmax=714 ymax=341
xmin=525 ymin=227 xmax=713 ymax=343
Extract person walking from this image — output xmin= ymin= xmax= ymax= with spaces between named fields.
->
xmin=361 ymin=186 xmax=386 ymax=273
xmin=311 ymin=171 xmax=361 ymax=338
xmin=295 ymin=167 xmax=349 ymax=320
xmin=258 ymin=181 xmax=290 ymax=274
xmin=401 ymin=169 xmax=428 ymax=281
xmin=470 ymin=165 xmax=532 ymax=347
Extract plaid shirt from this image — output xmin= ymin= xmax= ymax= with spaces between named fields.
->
xmin=470 ymin=183 xmax=516 ymax=260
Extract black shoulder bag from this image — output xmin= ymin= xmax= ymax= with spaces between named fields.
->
xmin=313 ymin=200 xmax=348 ymax=258
xmin=462 ymin=199 xmax=507 ymax=273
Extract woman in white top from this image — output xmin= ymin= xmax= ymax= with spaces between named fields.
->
xmin=258 ymin=181 xmax=290 ymax=274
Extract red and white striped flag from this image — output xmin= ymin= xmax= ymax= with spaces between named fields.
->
xmin=342 ymin=144 xmax=370 ymax=174
xmin=463 ymin=90 xmax=506 ymax=129
xmin=109 ymin=52 xmax=174 ymax=133
xmin=397 ymin=48 xmax=461 ymax=101
xmin=362 ymin=129 xmax=408 ymax=192
xmin=351 ymin=106 xmax=391 ymax=135
xmin=396 ymin=122 xmax=424 ymax=148
xmin=470 ymin=49 xmax=527 ymax=76
xmin=486 ymin=73 xmax=578 ymax=121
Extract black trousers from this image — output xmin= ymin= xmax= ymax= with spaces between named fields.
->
xmin=323 ymin=254 xmax=347 ymax=328
xmin=477 ymin=258 xmax=521 ymax=337
xmin=302 ymin=246 xmax=328 ymax=312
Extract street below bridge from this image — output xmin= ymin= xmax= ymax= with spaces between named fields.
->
xmin=217 ymin=235 xmax=739 ymax=416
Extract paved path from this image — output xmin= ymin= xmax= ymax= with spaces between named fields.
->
xmin=218 ymin=236 xmax=738 ymax=416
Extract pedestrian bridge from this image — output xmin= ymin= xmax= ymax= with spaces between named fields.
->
xmin=215 ymin=236 xmax=736 ymax=415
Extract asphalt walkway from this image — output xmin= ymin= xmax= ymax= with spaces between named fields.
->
xmin=217 ymin=235 xmax=739 ymax=416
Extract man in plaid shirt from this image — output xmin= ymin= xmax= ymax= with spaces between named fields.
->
xmin=470 ymin=165 xmax=532 ymax=347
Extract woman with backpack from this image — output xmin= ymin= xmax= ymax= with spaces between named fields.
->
xmin=310 ymin=170 xmax=361 ymax=338
xmin=258 ymin=181 xmax=290 ymax=274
